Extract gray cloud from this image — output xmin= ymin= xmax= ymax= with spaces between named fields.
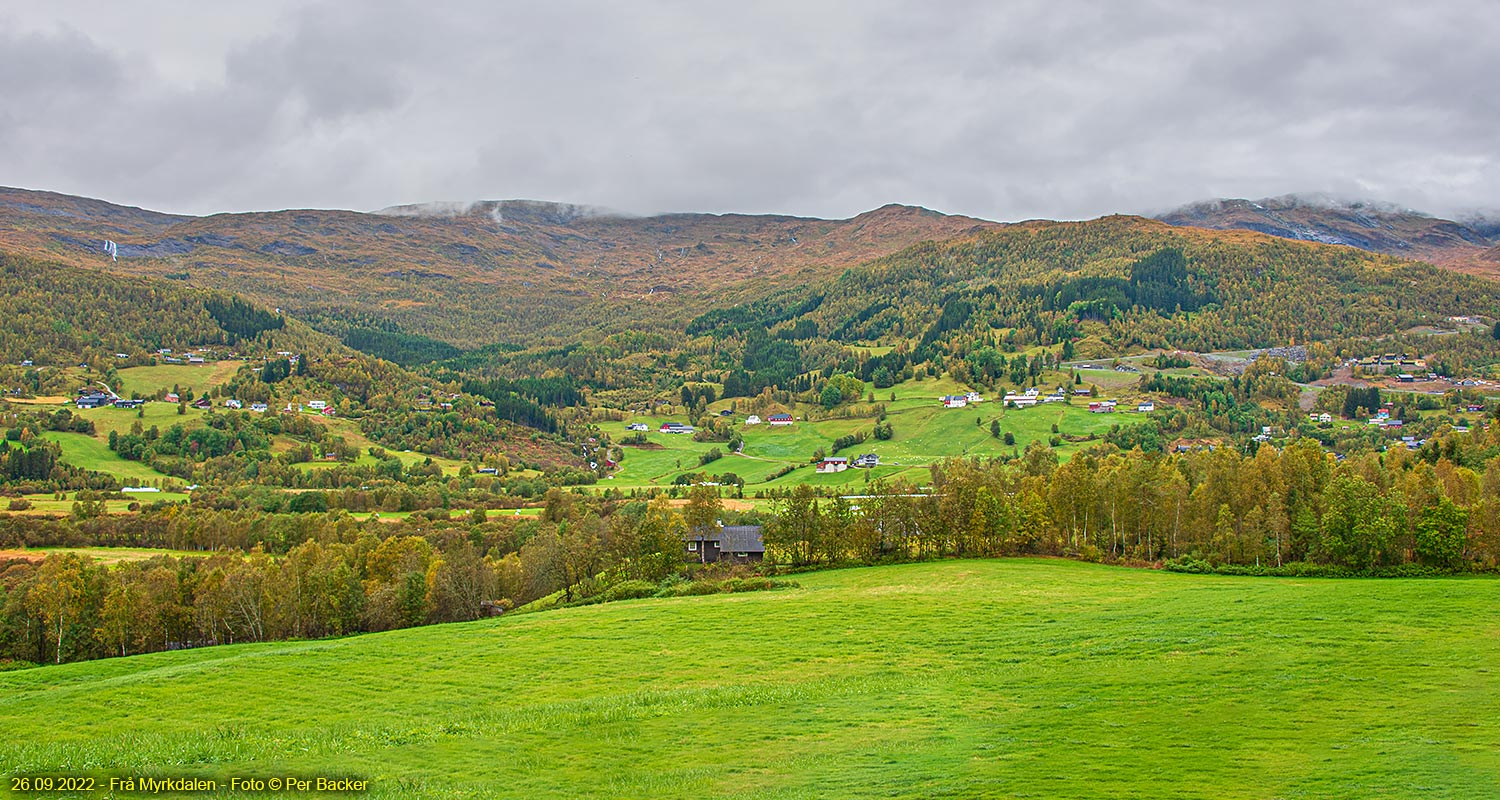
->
xmin=1 ymin=0 xmax=1496 ymax=220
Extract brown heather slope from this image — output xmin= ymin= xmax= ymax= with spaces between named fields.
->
xmin=0 ymin=188 xmax=999 ymax=346
xmin=1157 ymin=195 xmax=1500 ymax=280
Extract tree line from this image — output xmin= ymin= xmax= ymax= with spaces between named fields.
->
xmin=764 ymin=431 xmax=1500 ymax=571
xmin=0 ymin=487 xmax=743 ymax=667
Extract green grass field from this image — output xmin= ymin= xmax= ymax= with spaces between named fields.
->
xmin=2 ymin=560 xmax=1496 ymax=799
xmin=0 ymin=546 xmax=213 ymax=564
xmin=12 ymin=491 xmax=191 ymax=516
xmin=71 ymin=400 xmax=207 ymax=438
xmin=50 ymin=401 xmax=212 ymax=487
xmin=114 ymin=361 xmax=245 ymax=398
xmin=40 ymin=431 xmax=179 ymax=486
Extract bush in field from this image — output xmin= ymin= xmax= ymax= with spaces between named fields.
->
xmin=601 ymin=580 xmax=659 ymax=602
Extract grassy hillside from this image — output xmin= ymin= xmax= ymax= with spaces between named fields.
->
xmin=607 ymin=375 xmax=1131 ymax=490
xmin=3 ymin=560 xmax=1497 ymax=799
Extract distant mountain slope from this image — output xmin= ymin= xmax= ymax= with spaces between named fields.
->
xmin=0 ymin=187 xmax=1000 ymax=350
xmin=771 ymin=215 xmax=1499 ymax=356
xmin=1156 ymin=194 xmax=1500 ymax=279
xmin=0 ymin=250 xmax=282 ymax=366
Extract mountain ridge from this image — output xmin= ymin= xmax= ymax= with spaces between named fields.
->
xmin=1156 ymin=193 xmax=1500 ymax=279
xmin=0 ymin=186 xmax=1004 ymax=347
xmin=4 ymin=185 xmax=1497 ymax=360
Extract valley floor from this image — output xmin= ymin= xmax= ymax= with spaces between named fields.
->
xmin=3 ymin=560 xmax=1498 ymax=799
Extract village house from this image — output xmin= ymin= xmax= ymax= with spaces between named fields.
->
xmin=626 ymin=422 xmax=650 ymax=431
xmin=941 ymin=395 xmax=967 ymax=408
xmin=164 ymin=392 xmax=180 ymax=403
xmin=113 ymin=399 xmax=143 ymax=409
xmin=224 ymin=399 xmax=242 ymax=409
xmin=1004 ymin=393 xmax=1038 ymax=407
xmin=1088 ymin=400 xmax=1116 ymax=413
xmin=659 ymin=422 xmax=694 ymax=434
xmin=853 ymin=453 xmax=880 ymax=468
xmin=75 ymin=392 xmax=111 ymax=409
xmin=745 ymin=415 xmax=762 ymax=425
xmin=250 ymin=403 xmax=269 ymax=413
xmin=768 ymin=413 xmax=794 ymax=426
xmin=685 ymin=525 xmax=765 ymax=564
xmin=307 ymin=400 xmax=327 ymax=410
xmin=1136 ymin=401 xmax=1155 ymax=413
xmin=816 ymin=456 xmax=849 ymax=473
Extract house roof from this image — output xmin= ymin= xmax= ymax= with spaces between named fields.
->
xmin=717 ymin=525 xmax=765 ymax=553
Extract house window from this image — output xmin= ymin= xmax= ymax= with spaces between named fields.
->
xmin=688 ymin=542 xmax=698 ymax=551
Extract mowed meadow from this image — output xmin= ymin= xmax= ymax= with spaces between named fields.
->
xmin=3 ymin=560 xmax=1499 ymax=799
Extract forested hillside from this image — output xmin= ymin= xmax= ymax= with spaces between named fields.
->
xmin=0 ymin=251 xmax=585 ymax=483
xmin=803 ymin=216 xmax=1496 ymax=350
xmin=479 ymin=216 xmax=1500 ymax=404
xmin=7 ymin=187 xmax=1497 ymax=397
xmin=0 ymin=251 xmax=280 ymax=366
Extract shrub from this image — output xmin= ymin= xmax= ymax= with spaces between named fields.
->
xmin=654 ymin=577 xmax=799 ymax=597
xmin=1161 ymin=557 xmax=1474 ymax=579
xmin=601 ymin=580 xmax=659 ymax=602
xmin=6 ymin=498 xmax=31 ymax=511
xmin=721 ymin=577 xmax=780 ymax=593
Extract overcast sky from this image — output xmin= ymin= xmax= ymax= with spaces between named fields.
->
xmin=2 ymin=1 xmax=1496 ymax=221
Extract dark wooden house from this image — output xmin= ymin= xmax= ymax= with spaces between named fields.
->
xmin=686 ymin=525 xmax=765 ymax=563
